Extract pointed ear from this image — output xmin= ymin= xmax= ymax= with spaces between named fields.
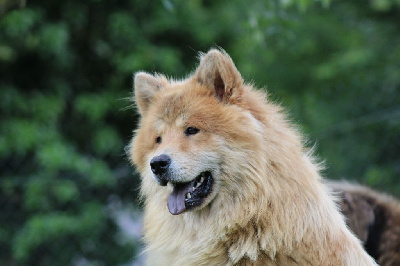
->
xmin=194 ymin=49 xmax=243 ymax=102
xmin=134 ymin=72 xmax=167 ymax=116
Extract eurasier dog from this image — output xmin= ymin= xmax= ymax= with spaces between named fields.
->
xmin=129 ymin=49 xmax=376 ymax=265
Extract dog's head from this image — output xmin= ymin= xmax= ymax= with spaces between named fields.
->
xmin=130 ymin=49 xmax=267 ymax=215
xmin=337 ymin=188 xmax=385 ymax=260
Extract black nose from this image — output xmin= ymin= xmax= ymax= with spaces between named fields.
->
xmin=150 ymin=154 xmax=171 ymax=176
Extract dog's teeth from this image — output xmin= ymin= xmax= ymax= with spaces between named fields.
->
xmin=186 ymin=193 xmax=191 ymax=199
xmin=200 ymin=176 xmax=205 ymax=183
xmin=196 ymin=182 xmax=202 ymax=188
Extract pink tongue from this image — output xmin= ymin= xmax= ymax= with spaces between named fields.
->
xmin=167 ymin=185 xmax=189 ymax=215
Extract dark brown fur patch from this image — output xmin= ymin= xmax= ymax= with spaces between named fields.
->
xmin=328 ymin=181 xmax=400 ymax=266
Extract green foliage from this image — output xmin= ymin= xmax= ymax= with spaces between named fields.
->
xmin=230 ymin=0 xmax=400 ymax=195
xmin=0 ymin=0 xmax=399 ymax=264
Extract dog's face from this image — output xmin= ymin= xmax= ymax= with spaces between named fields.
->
xmin=135 ymin=83 xmax=225 ymax=215
xmin=131 ymin=50 xmax=265 ymax=215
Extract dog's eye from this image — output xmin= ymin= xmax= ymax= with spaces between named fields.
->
xmin=185 ymin=127 xmax=199 ymax=136
xmin=156 ymin=136 xmax=162 ymax=144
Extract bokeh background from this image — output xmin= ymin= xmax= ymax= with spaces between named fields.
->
xmin=1 ymin=0 xmax=399 ymax=265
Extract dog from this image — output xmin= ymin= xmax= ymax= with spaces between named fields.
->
xmin=129 ymin=49 xmax=376 ymax=265
xmin=329 ymin=181 xmax=400 ymax=266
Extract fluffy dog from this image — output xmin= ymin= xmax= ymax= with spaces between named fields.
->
xmin=329 ymin=181 xmax=400 ymax=266
xmin=129 ymin=49 xmax=376 ymax=265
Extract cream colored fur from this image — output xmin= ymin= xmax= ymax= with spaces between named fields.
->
xmin=129 ymin=49 xmax=376 ymax=265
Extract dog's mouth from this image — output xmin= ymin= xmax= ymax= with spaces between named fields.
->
xmin=167 ymin=171 xmax=213 ymax=215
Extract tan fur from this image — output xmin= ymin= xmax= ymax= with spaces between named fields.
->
xmin=328 ymin=181 xmax=400 ymax=266
xmin=129 ymin=49 xmax=376 ymax=265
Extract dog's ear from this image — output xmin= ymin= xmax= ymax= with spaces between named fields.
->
xmin=134 ymin=72 xmax=167 ymax=116
xmin=194 ymin=49 xmax=243 ymax=103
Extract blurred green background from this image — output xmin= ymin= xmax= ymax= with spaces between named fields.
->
xmin=1 ymin=0 xmax=399 ymax=265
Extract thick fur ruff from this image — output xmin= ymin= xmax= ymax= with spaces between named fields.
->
xmin=130 ymin=49 xmax=376 ymax=265
xmin=329 ymin=181 xmax=400 ymax=266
